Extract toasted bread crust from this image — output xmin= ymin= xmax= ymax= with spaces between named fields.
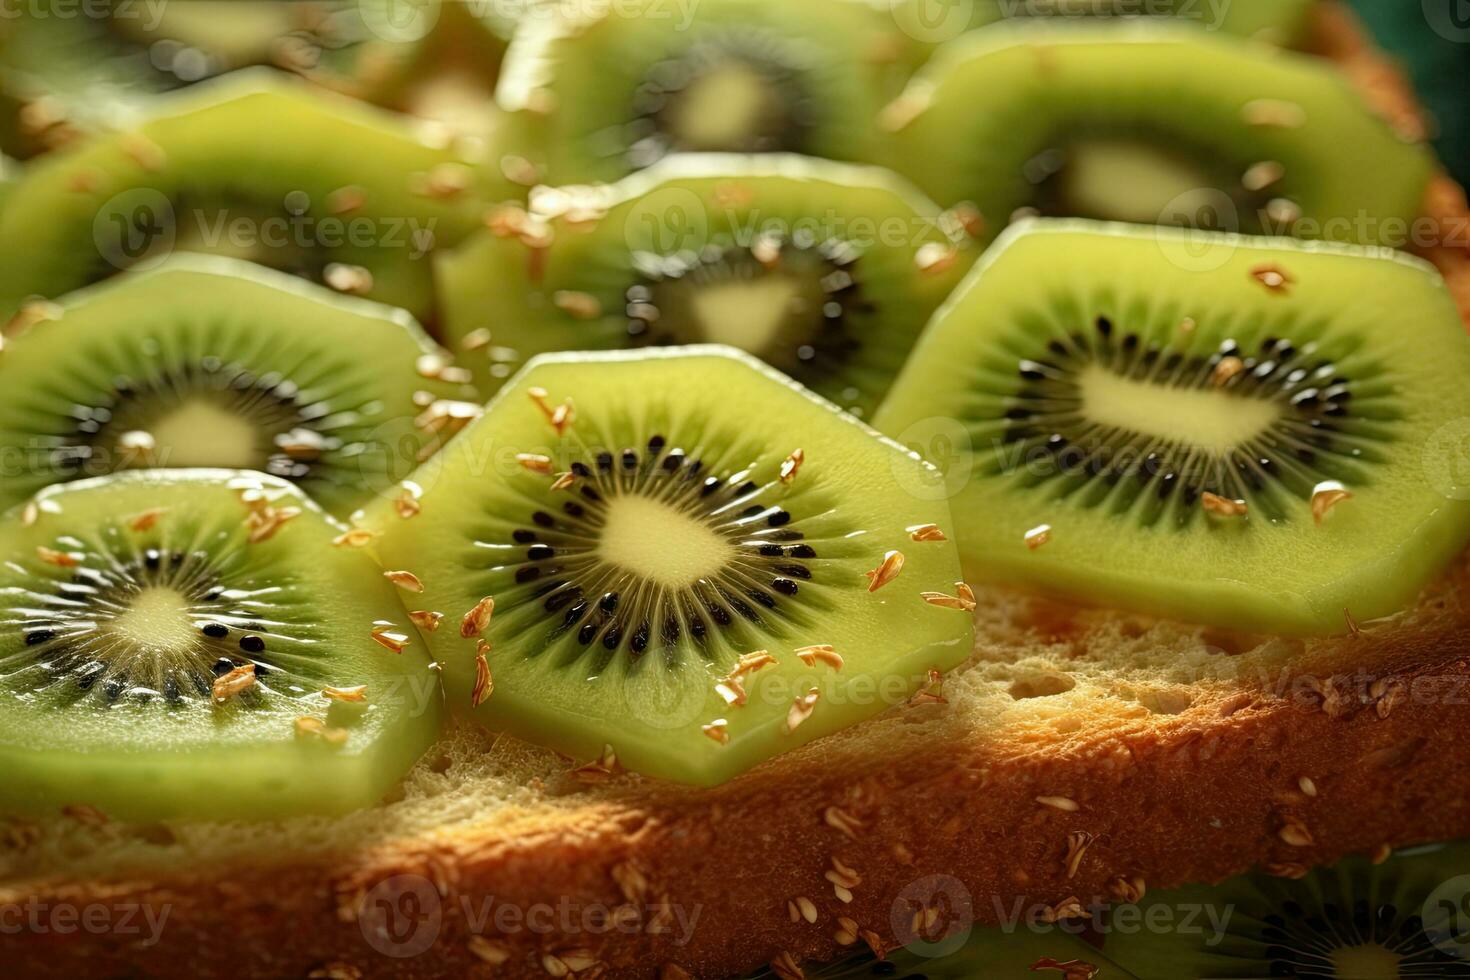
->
xmin=5 ymin=5 xmax=1470 ymax=979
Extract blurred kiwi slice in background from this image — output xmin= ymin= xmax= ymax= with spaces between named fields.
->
xmin=874 ymin=220 xmax=1470 ymax=635
xmin=882 ymin=23 xmax=1433 ymax=246
xmin=0 ymin=471 xmax=444 ymax=821
xmin=368 ymin=347 xmax=974 ymax=787
xmin=888 ymin=0 xmax=1318 ymax=51
xmin=0 ymin=256 xmax=477 ymax=518
xmin=495 ymin=0 xmax=920 ymax=184
xmin=438 ymin=154 xmax=972 ymax=419
xmin=0 ymin=0 xmax=440 ymax=159
xmin=0 ymin=70 xmax=499 ymax=321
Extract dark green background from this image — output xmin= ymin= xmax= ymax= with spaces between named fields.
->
xmin=1349 ymin=0 xmax=1470 ymax=185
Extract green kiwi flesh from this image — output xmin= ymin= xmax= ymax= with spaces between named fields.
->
xmin=0 ymin=255 xmax=476 ymax=517
xmin=0 ymin=69 xmax=497 ymax=320
xmin=0 ymin=470 xmax=444 ymax=821
xmin=437 ymin=154 xmax=971 ymax=419
xmin=495 ymin=0 xmax=917 ymax=184
xmin=367 ymin=346 xmax=973 ymax=787
xmin=883 ymin=23 xmax=1433 ymax=247
xmin=874 ymin=220 xmax=1470 ymax=635
xmin=891 ymin=0 xmax=1317 ymax=49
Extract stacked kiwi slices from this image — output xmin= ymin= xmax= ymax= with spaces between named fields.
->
xmin=881 ymin=22 xmax=1433 ymax=244
xmin=876 ymin=220 xmax=1470 ymax=634
xmin=366 ymin=347 xmax=974 ymax=786
xmin=0 ymin=69 xmax=497 ymax=321
xmin=439 ymin=154 xmax=972 ymax=418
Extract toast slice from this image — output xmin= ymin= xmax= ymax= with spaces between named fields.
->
xmin=4 ymin=4 xmax=1470 ymax=978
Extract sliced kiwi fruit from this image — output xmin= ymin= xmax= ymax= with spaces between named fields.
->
xmin=890 ymin=0 xmax=1317 ymax=49
xmin=0 ymin=470 xmax=444 ymax=821
xmin=438 ymin=154 xmax=971 ymax=419
xmin=0 ymin=255 xmax=476 ymax=517
xmin=366 ymin=346 xmax=973 ymax=787
xmin=873 ymin=220 xmax=1470 ymax=635
xmin=495 ymin=0 xmax=919 ymax=184
xmin=0 ymin=69 xmax=499 ymax=321
xmin=1097 ymin=841 xmax=1470 ymax=978
xmin=882 ymin=22 xmax=1433 ymax=246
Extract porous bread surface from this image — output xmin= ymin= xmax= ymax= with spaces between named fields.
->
xmin=5 ymin=5 xmax=1470 ymax=978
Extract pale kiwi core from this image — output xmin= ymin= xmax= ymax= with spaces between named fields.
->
xmin=1062 ymin=137 xmax=1220 ymax=226
xmin=1079 ymin=363 xmax=1281 ymax=453
xmin=667 ymin=62 xmax=777 ymax=150
xmin=597 ymin=495 xmax=734 ymax=589
xmin=106 ymin=587 xmax=197 ymax=656
xmin=134 ymin=399 xmax=264 ymax=469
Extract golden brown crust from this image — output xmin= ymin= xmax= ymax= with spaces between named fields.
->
xmin=4 ymin=5 xmax=1470 ymax=979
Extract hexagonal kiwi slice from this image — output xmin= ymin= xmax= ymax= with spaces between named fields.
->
xmin=0 ymin=471 xmax=443 ymax=821
xmin=368 ymin=346 xmax=974 ymax=786
xmin=873 ymin=219 xmax=1470 ymax=635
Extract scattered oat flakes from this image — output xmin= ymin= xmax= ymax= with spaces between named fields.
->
xmin=1211 ymin=356 xmax=1246 ymax=388
xmin=1311 ymin=482 xmax=1353 ymax=525
xmin=409 ymin=610 xmax=443 ymax=632
xmin=1031 ymin=957 xmax=1100 ymax=980
xmin=914 ymin=242 xmax=957 ymax=275
xmin=796 ymin=645 xmax=843 ymax=670
xmin=1044 ymin=897 xmax=1087 ymax=923
xmin=1250 ymin=263 xmax=1294 ymax=293
xmin=370 ymin=626 xmax=411 ymax=654
xmin=126 ymin=508 xmax=167 ymax=532
xmin=715 ymin=677 xmax=747 ymax=707
xmin=770 ymin=952 xmax=804 ymax=980
xmin=517 ymin=453 xmax=555 ymax=475
xmin=295 ymin=716 xmax=349 ymax=745
xmin=1242 ymin=160 xmax=1286 ymax=192
xmin=835 ymin=916 xmax=860 ymax=946
xmin=908 ymin=669 xmax=948 ymax=707
xmin=789 ymin=896 xmax=818 ymax=924
xmin=1037 ymin=796 xmax=1079 ymax=813
xmin=824 ymin=806 xmax=864 ymax=840
xmin=1242 ymin=98 xmax=1306 ymax=129
xmin=212 ymin=664 xmax=256 ymax=704
xmin=1064 ymin=832 xmax=1096 ymax=879
xmin=1298 ymin=776 xmax=1318 ymax=798
xmin=460 ymin=327 xmax=493 ymax=351
xmin=920 ymin=586 xmax=976 ymax=612
xmin=779 ymin=448 xmax=805 ymax=485
xmin=574 ymin=744 xmax=620 ymax=783
xmin=1025 ymin=524 xmax=1053 ymax=550
xmin=460 ymin=596 xmax=496 ymax=638
xmin=36 ymin=546 xmax=80 ymax=568
xmin=550 ymin=472 xmax=577 ymax=491
xmin=552 ymin=290 xmax=602 ymax=320
xmin=395 ymin=488 xmax=422 ymax=520
xmin=61 ymin=803 xmax=108 ymax=826
xmin=1278 ymin=819 xmax=1315 ymax=847
xmin=860 ymin=928 xmax=887 ymax=959
xmin=307 ymin=962 xmax=362 ymax=980
xmin=471 ymin=644 xmax=494 ymax=707
xmin=865 ymin=550 xmax=904 ymax=592
xmin=20 ymin=502 xmax=39 ymax=527
xmin=786 ymin=687 xmax=820 ymax=733
xmin=702 ymin=720 xmax=730 ymax=745
xmin=611 ymin=860 xmax=650 ymax=904
xmin=1371 ymin=843 xmax=1392 ymax=865
xmin=1202 ymin=492 xmax=1248 ymax=518
xmin=906 ymin=523 xmax=947 ymax=542
xmin=383 ymin=570 xmax=425 ymax=593
xmin=1263 ymin=862 xmax=1310 ymax=879
xmin=1108 ymin=875 xmax=1146 ymax=904
xmin=324 ymin=263 xmax=374 ymax=296
xmin=323 ymin=686 xmax=368 ymax=703
xmin=467 ymin=936 xmax=510 ymax=965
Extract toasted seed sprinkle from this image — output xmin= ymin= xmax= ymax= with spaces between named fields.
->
xmin=1025 ymin=525 xmax=1052 ymax=550
xmin=751 ymin=234 xmax=782 ymax=268
xmin=1311 ymin=481 xmax=1353 ymax=525
xmin=409 ymin=610 xmax=444 ymax=632
xmin=415 ymin=399 xmax=482 ymax=436
xmin=824 ymin=806 xmax=864 ymax=840
xmin=770 ymin=952 xmax=804 ymax=980
xmin=1374 ymin=679 xmax=1406 ymax=719
xmin=914 ymin=242 xmax=957 ymax=275
xmin=796 ymin=645 xmax=844 ymax=670
xmin=126 ymin=508 xmax=167 ymax=532
xmin=1202 ymin=492 xmax=1248 ymax=518
xmin=1371 ymin=843 xmax=1392 ymax=865
xmin=371 ymin=627 xmax=411 ymax=654
xmin=702 ymin=719 xmax=730 ymax=745
xmin=20 ymin=502 xmax=39 ymax=527
xmin=907 ymin=669 xmax=948 ymax=707
xmin=864 ymin=550 xmax=904 ymax=592
xmin=834 ymin=916 xmax=860 ymax=946
xmin=295 ymin=715 xmax=349 ymax=745
xmin=733 ymin=650 xmax=777 ymax=676
xmin=1345 ymin=608 xmax=1361 ymax=636
xmin=1108 ymin=875 xmax=1146 ymax=904
xmin=471 ymin=647 xmax=494 ymax=708
xmin=1242 ymin=160 xmax=1286 ymax=192
xmin=333 ymin=528 xmax=376 ymax=548
xmin=552 ymin=290 xmax=603 ymax=320
xmin=1250 ymin=263 xmax=1294 ymax=293
xmin=1299 ymin=776 xmax=1318 ymax=797
xmin=859 ymin=929 xmax=886 ymax=960
xmin=1266 ymin=197 xmax=1303 ymax=226
xmin=1242 ymin=98 xmax=1306 ymax=129
xmin=1211 ymin=355 xmax=1246 ymax=387
xmin=949 ymin=202 xmax=986 ymax=239
xmin=1279 ymin=819 xmax=1314 ymax=847
xmin=36 ymin=546 xmax=80 ymax=567
xmin=307 ymin=961 xmax=362 ymax=979
xmin=1064 ymin=832 xmax=1097 ymax=879
xmin=246 ymin=506 xmax=302 ymax=544
xmin=460 ymin=596 xmax=496 ymax=638
xmin=461 ymin=327 xmax=493 ymax=352
xmin=517 ymin=453 xmax=555 ymax=475
xmin=1264 ymin=862 xmax=1310 ymax=879
xmin=550 ymin=471 xmax=577 ymax=491
xmin=716 ymin=678 xmax=748 ymax=707
xmin=1045 ymin=897 xmax=1088 ymax=923
xmin=829 ymin=856 xmax=861 ymax=887
xmin=384 ymin=570 xmax=426 ymax=593
xmin=467 ymin=936 xmax=511 ymax=965
xmin=395 ymin=490 xmax=422 ymax=520
xmin=793 ymin=896 xmax=818 ymax=924
xmin=921 ymin=590 xmax=975 ymax=613
xmin=1031 ymin=957 xmax=1099 ymax=979
xmin=906 ymin=523 xmax=947 ymax=542
xmin=572 ymin=744 xmax=620 ymax=784
xmin=611 ymin=860 xmax=649 ymax=904
xmin=324 ymin=263 xmax=374 ymax=296
xmin=1037 ymin=795 xmax=1079 ymax=812
xmin=549 ymin=400 xmax=575 ymax=436
xmin=212 ymin=664 xmax=256 ymax=704
xmin=786 ymin=687 xmax=820 ymax=733
xmin=779 ymin=448 xmax=805 ymax=484
xmin=323 ymin=685 xmax=368 ymax=703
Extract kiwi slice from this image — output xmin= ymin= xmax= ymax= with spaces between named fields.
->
xmin=891 ymin=0 xmax=1316 ymax=49
xmin=0 ymin=69 xmax=497 ymax=321
xmin=873 ymin=220 xmax=1470 ymax=635
xmin=495 ymin=0 xmax=917 ymax=184
xmin=367 ymin=346 xmax=973 ymax=787
xmin=0 ymin=255 xmax=475 ymax=517
xmin=0 ymin=470 xmax=443 ymax=821
xmin=1097 ymin=841 xmax=1470 ymax=978
xmin=438 ymin=154 xmax=970 ymax=419
xmin=882 ymin=22 xmax=1433 ymax=246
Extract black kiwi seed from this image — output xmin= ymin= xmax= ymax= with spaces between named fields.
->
xmin=483 ymin=440 xmax=821 ymax=664
xmin=202 ymin=623 xmax=229 ymax=639
xmin=239 ymin=635 xmax=265 ymax=654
